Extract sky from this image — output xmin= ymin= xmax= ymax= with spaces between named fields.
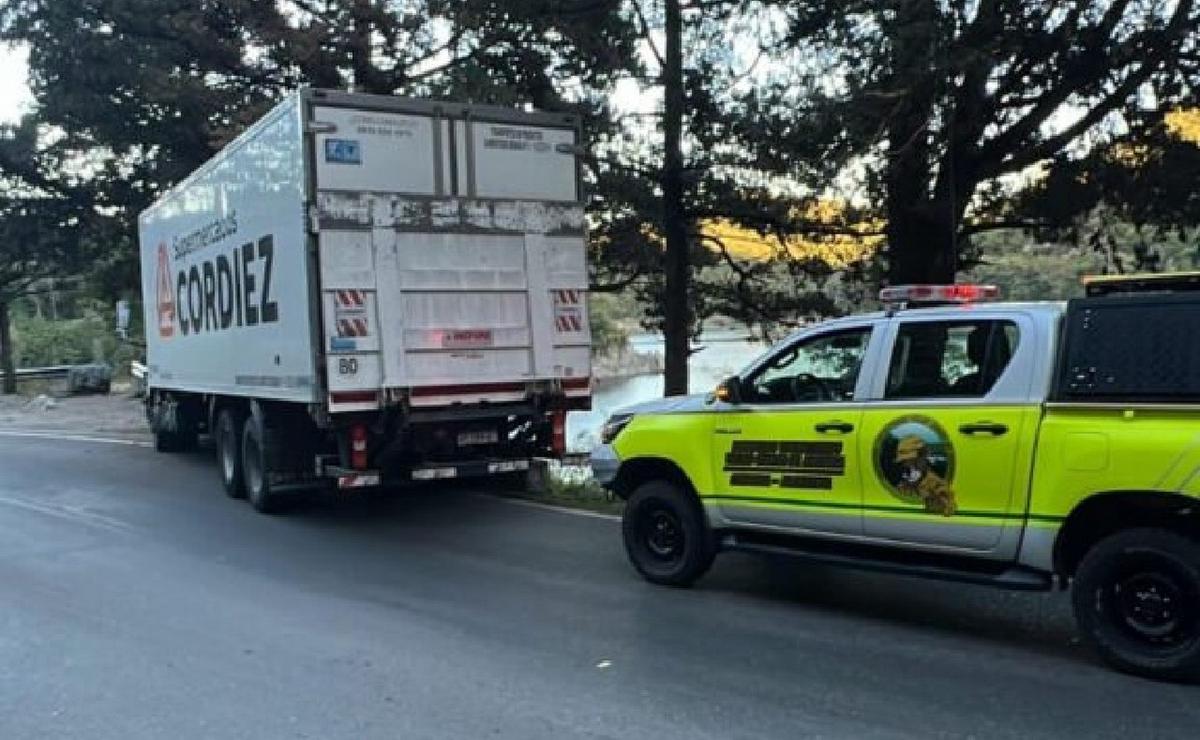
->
xmin=0 ymin=44 xmax=32 ymax=124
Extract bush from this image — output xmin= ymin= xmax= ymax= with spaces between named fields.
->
xmin=11 ymin=306 xmax=142 ymax=376
xmin=589 ymin=294 xmax=631 ymax=356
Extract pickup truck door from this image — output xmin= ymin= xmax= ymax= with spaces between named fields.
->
xmin=857 ymin=313 xmax=1040 ymax=556
xmin=709 ymin=322 xmax=885 ymax=536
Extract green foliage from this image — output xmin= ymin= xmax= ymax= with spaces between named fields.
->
xmin=0 ymin=115 xmax=88 ymax=303
xmin=1017 ymin=116 xmax=1200 ymax=241
xmin=9 ymin=299 xmax=142 ymax=371
xmin=734 ymin=1 xmax=1200 ymax=283
xmin=588 ymin=294 xmax=631 ymax=356
xmin=12 ymin=315 xmax=105 ymax=367
xmin=537 ymin=472 xmax=620 ymax=514
xmin=965 ymin=224 xmax=1200 ymax=302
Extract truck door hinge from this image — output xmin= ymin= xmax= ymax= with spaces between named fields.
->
xmin=307 ymin=204 xmax=321 ymax=235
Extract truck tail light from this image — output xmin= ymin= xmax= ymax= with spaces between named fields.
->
xmin=551 ymin=411 xmax=567 ymax=457
xmin=350 ymin=423 xmax=369 ymax=470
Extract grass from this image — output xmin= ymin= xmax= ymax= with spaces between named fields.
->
xmin=502 ymin=461 xmax=625 ymax=516
xmin=537 ymin=475 xmax=623 ymax=515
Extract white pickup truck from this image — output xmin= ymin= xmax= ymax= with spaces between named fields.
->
xmin=138 ymin=89 xmax=592 ymax=511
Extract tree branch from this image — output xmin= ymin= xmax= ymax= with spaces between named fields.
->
xmin=685 ymin=208 xmax=885 ymax=238
xmin=629 ymin=0 xmax=665 ymax=69
xmin=959 ymin=218 xmax=1049 ymax=236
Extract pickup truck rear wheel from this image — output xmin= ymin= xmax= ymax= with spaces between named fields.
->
xmin=242 ymin=415 xmax=284 ymax=514
xmin=215 ymin=408 xmax=245 ymax=499
xmin=1072 ymin=528 xmax=1200 ymax=682
xmin=623 ymin=480 xmax=715 ymax=587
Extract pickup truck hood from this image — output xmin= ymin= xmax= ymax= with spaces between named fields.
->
xmin=615 ymin=392 xmax=712 ymax=417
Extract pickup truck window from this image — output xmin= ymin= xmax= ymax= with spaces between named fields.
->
xmin=886 ymin=320 xmax=1019 ymax=399
xmin=743 ymin=328 xmax=871 ymax=404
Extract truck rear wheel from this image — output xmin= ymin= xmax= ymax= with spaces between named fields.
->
xmin=1072 ymin=528 xmax=1200 ymax=682
xmin=242 ymin=415 xmax=284 ymax=514
xmin=622 ymin=480 xmax=715 ymax=587
xmin=154 ymin=427 xmax=198 ymax=453
xmin=215 ymin=408 xmax=246 ymax=499
xmin=149 ymin=393 xmax=198 ymax=453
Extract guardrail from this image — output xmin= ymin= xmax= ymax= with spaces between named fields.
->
xmin=0 ymin=365 xmax=73 ymax=382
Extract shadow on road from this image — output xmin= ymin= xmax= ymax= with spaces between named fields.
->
xmin=702 ymin=551 xmax=1082 ymax=662
xmin=236 ymin=479 xmax=1088 ymax=669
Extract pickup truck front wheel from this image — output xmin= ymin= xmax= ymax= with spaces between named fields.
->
xmin=622 ymin=481 xmax=715 ymax=587
xmin=1072 ymin=528 xmax=1200 ymax=682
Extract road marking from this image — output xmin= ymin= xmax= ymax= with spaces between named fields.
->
xmin=0 ymin=494 xmax=135 ymax=533
xmin=0 ymin=429 xmax=153 ymax=448
xmin=481 ymin=494 xmax=621 ymax=522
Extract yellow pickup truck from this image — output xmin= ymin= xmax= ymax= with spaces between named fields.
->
xmin=592 ymin=276 xmax=1200 ymax=681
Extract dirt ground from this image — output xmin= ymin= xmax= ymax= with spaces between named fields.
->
xmin=0 ymin=389 xmax=149 ymax=438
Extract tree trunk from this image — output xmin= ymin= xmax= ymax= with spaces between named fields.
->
xmin=0 ymin=300 xmax=15 ymax=395
xmin=882 ymin=0 xmax=959 ymax=287
xmin=661 ymin=0 xmax=689 ymax=397
xmin=885 ymin=206 xmax=959 ymax=284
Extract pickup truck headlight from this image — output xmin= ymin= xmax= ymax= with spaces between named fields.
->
xmin=600 ymin=413 xmax=634 ymax=445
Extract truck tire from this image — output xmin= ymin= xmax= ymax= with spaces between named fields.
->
xmin=150 ymin=393 xmax=198 ymax=453
xmin=622 ymin=480 xmax=715 ymax=587
xmin=215 ymin=408 xmax=246 ymax=499
xmin=242 ymin=415 xmax=284 ymax=514
xmin=154 ymin=427 xmax=198 ymax=453
xmin=1072 ymin=528 xmax=1200 ymax=682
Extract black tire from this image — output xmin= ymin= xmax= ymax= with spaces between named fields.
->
xmin=150 ymin=394 xmax=198 ymax=453
xmin=622 ymin=480 xmax=715 ymax=587
xmin=496 ymin=470 xmax=532 ymax=492
xmin=154 ymin=429 xmax=180 ymax=453
xmin=242 ymin=415 xmax=284 ymax=514
xmin=215 ymin=408 xmax=246 ymax=499
xmin=154 ymin=427 xmax=197 ymax=453
xmin=1072 ymin=528 xmax=1200 ymax=682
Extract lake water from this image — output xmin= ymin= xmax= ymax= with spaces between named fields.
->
xmin=567 ymin=330 xmax=768 ymax=451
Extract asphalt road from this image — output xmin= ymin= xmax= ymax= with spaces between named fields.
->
xmin=1 ymin=431 xmax=1196 ymax=739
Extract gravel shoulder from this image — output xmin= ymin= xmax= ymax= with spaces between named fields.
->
xmin=0 ymin=392 xmax=149 ymax=440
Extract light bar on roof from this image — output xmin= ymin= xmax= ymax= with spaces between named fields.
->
xmin=879 ymin=284 xmax=1001 ymax=305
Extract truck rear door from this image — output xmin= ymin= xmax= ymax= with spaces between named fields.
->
xmin=308 ymin=97 xmax=591 ymax=413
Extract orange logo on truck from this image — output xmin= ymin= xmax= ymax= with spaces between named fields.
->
xmin=156 ymin=243 xmax=175 ymax=339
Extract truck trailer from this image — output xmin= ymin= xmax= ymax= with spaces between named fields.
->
xmin=138 ymin=89 xmax=592 ymax=511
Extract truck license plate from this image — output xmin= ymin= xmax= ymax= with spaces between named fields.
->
xmin=457 ymin=430 xmax=499 ymax=446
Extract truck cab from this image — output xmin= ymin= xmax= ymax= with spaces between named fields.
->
xmin=593 ymin=279 xmax=1200 ymax=682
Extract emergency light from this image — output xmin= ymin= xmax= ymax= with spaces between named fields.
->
xmin=879 ymin=284 xmax=1001 ymax=305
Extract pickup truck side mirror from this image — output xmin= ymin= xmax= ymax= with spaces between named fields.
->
xmin=713 ymin=376 xmax=743 ymax=405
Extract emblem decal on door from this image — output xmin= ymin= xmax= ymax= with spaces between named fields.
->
xmin=723 ymin=440 xmax=844 ymax=491
xmin=873 ymin=416 xmax=958 ymax=516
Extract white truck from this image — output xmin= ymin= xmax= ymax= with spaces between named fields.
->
xmin=138 ymin=89 xmax=592 ymax=511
